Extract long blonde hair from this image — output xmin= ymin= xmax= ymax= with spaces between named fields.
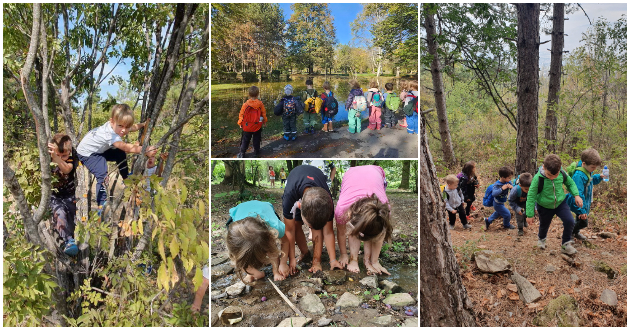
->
xmin=226 ymin=216 xmax=282 ymax=281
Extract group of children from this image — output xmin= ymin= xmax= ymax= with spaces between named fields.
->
xmin=236 ymin=78 xmax=419 ymax=158
xmin=49 ymin=103 xmax=209 ymax=312
xmin=266 ymin=166 xmax=287 ymax=188
xmin=225 ymin=164 xmax=394 ymax=283
xmin=444 ymin=148 xmax=607 ymax=256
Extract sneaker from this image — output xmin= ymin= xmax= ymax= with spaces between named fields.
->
xmin=562 ymin=242 xmax=577 ymax=256
xmin=283 ymin=134 xmax=290 ymax=141
xmin=449 ymin=225 xmax=455 ymax=230
xmin=518 ymin=229 xmax=524 ymax=236
xmin=471 ymin=205 xmax=477 ymax=211
xmin=237 ymin=153 xmax=244 ymax=158
xmin=537 ymin=238 xmax=546 ymax=249
xmin=463 ymin=224 xmax=472 ymax=229
xmin=64 ymin=238 xmax=79 ymax=256
xmin=484 ymin=218 xmax=490 ymax=230
xmin=505 ymin=224 xmax=516 ymax=230
xmin=291 ymin=136 xmax=297 ymax=141
xmin=574 ymin=232 xmax=587 ymax=240
xmin=466 ymin=215 xmax=471 ymax=221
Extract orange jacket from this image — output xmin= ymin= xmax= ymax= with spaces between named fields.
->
xmin=237 ymin=99 xmax=267 ymax=127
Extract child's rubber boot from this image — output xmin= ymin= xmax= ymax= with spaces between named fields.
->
xmin=328 ymin=123 xmax=334 ymax=132
xmin=283 ymin=134 xmax=290 ymax=141
xmin=64 ymin=238 xmax=79 ymax=256
xmin=322 ymin=123 xmax=329 ymax=132
xmin=471 ymin=205 xmax=477 ymax=211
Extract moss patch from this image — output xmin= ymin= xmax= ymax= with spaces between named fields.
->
xmin=533 ymin=295 xmax=581 ymax=327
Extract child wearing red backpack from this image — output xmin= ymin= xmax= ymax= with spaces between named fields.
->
xmin=237 ymin=86 xmax=267 ymax=158
xmin=403 ymin=81 xmax=419 ymax=134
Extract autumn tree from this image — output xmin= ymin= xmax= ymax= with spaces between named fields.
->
xmin=286 ymin=3 xmax=337 ymax=74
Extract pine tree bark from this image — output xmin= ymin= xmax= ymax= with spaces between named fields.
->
xmin=420 ymin=113 xmax=476 ymax=326
xmin=423 ymin=5 xmax=456 ymax=167
xmin=544 ymin=3 xmax=564 ymax=154
xmin=515 ymin=3 xmax=540 ymax=175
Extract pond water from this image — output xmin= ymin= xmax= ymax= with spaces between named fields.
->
xmin=210 ymin=75 xmax=406 ymax=142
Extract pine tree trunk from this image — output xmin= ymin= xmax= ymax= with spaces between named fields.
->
xmin=515 ymin=3 xmax=540 ymax=175
xmin=423 ymin=6 xmax=456 ymax=167
xmin=544 ymin=3 xmax=564 ymax=154
xmin=420 ymin=113 xmax=476 ymax=326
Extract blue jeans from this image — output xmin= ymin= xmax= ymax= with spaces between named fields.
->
xmin=487 ymin=202 xmax=512 ymax=227
xmin=538 ymin=199 xmax=575 ymax=244
xmin=78 ymin=148 xmax=128 ymax=206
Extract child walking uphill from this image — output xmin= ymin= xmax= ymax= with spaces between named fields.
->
xmin=48 ymin=133 xmax=79 ymax=256
xmin=383 ymin=82 xmax=400 ymax=128
xmin=444 ymin=175 xmax=471 ymax=230
xmin=365 ymin=81 xmax=384 ymax=130
xmin=302 ymin=79 xmax=321 ymax=134
xmin=226 ymin=200 xmax=289 ymax=283
xmin=335 ymin=165 xmax=392 ymax=275
xmin=320 ymin=81 xmax=338 ymax=132
xmin=345 ymin=80 xmax=366 ymax=134
xmin=281 ymin=165 xmax=343 ymax=276
xmin=237 ymin=86 xmax=267 ymax=158
xmin=526 ymin=154 xmax=583 ymax=255
xmin=565 ymin=148 xmax=606 ymax=241
xmin=457 ymin=161 xmax=480 ymax=220
xmin=77 ymin=104 xmax=157 ymax=213
xmin=508 ymin=172 xmax=532 ymax=236
xmin=274 ymin=85 xmax=301 ymax=141
xmin=483 ymin=166 xmax=515 ymax=230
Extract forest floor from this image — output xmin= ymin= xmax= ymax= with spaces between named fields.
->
xmin=209 ymin=184 xmax=419 ymax=327
xmin=211 ymin=120 xmax=418 ymax=158
xmin=447 ymin=164 xmax=627 ymax=327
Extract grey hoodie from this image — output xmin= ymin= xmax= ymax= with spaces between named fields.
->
xmin=444 ymin=187 xmax=464 ymax=212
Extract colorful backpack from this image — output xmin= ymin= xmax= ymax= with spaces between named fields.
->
xmin=352 ymin=95 xmax=368 ymax=112
xmin=304 ymin=90 xmax=320 ymax=113
xmin=482 ymin=184 xmax=495 ymax=207
xmin=370 ymin=91 xmax=384 ymax=108
xmin=242 ymin=105 xmax=262 ymax=132
xmin=403 ymin=94 xmax=418 ymax=116
xmin=323 ymin=92 xmax=339 ymax=116
xmin=385 ymin=92 xmax=401 ymax=111
xmin=283 ymin=97 xmax=297 ymax=116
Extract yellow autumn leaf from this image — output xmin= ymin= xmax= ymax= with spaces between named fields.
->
xmin=193 ymin=267 xmax=202 ymax=291
xmin=170 ymin=236 xmax=180 ymax=257
xmin=158 ymin=234 xmax=166 ymax=261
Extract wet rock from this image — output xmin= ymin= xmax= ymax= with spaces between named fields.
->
xmin=335 ymin=292 xmax=361 ymax=308
xmin=334 ymin=306 xmax=342 ymax=314
xmin=225 ymin=281 xmax=246 ymax=297
xmin=317 ymin=318 xmax=332 ymax=327
xmin=360 ymin=275 xmax=378 ymax=288
xmin=601 ymin=289 xmax=618 ymax=306
xmin=211 ymin=264 xmax=234 ymax=280
xmin=473 ymin=250 xmax=511 ymax=273
xmin=277 ymin=317 xmax=312 ymax=327
xmin=545 ymin=264 xmax=556 ymax=273
xmin=300 ymin=294 xmax=326 ymax=315
xmin=382 ymin=293 xmax=415 ymax=307
xmin=401 ymin=318 xmax=418 ymax=327
xmin=308 ymin=278 xmax=323 ymax=287
xmin=598 ymin=232 xmax=617 ymax=239
xmin=380 ymin=280 xmax=402 ymax=293
xmin=533 ymin=295 xmax=581 ymax=327
xmin=594 ymin=261 xmax=617 ymax=279
xmin=211 ymin=290 xmax=227 ymax=300
xmin=324 ymin=270 xmax=347 ymax=285
xmin=372 ymin=315 xmax=392 ymax=325
xmin=511 ymin=272 xmax=541 ymax=304
xmin=289 ymin=286 xmax=318 ymax=298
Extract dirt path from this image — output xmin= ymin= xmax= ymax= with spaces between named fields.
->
xmin=211 ymin=123 xmax=418 ymax=158
xmin=449 ymin=193 xmax=627 ymax=326
xmin=210 ymin=185 xmax=418 ymax=327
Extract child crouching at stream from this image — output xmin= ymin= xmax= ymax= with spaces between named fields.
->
xmin=335 ymin=165 xmax=393 ymax=275
xmin=226 ymin=200 xmax=289 ymax=283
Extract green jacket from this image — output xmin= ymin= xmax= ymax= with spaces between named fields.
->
xmin=526 ymin=166 xmax=580 ymax=218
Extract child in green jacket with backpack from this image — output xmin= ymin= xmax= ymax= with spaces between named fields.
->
xmin=382 ymin=82 xmax=400 ymax=128
xmin=565 ymin=148 xmax=607 ymax=241
xmin=526 ymin=154 xmax=583 ymax=255
xmin=302 ymin=79 xmax=321 ymax=134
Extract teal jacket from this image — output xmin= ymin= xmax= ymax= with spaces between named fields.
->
xmin=526 ymin=166 xmax=580 ymax=218
xmin=565 ymin=161 xmax=603 ymax=215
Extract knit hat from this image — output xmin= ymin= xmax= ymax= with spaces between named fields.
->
xmin=284 ymin=84 xmax=293 ymax=95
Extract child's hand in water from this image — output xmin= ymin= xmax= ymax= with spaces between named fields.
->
xmin=329 ymin=259 xmax=343 ymax=270
xmin=278 ymin=263 xmax=289 ymax=277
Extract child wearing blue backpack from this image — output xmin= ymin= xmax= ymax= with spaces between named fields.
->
xmin=274 ymin=84 xmax=302 ymax=141
xmin=508 ymin=172 xmax=532 ymax=236
xmin=565 ymin=148 xmax=607 ymax=241
xmin=483 ymin=166 xmax=515 ymax=230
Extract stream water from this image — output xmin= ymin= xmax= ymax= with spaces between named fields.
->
xmin=210 ymin=75 xmax=406 ymax=142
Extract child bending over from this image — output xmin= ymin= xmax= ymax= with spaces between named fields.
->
xmin=508 ymin=172 xmax=532 ymax=236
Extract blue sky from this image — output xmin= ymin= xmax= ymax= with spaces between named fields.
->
xmin=278 ymin=3 xmax=364 ymax=45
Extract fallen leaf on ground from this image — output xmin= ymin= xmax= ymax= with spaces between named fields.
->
xmin=509 ymin=293 xmax=520 ymax=301
xmin=527 ymin=303 xmax=540 ymax=309
xmin=507 ymin=284 xmax=518 ymax=292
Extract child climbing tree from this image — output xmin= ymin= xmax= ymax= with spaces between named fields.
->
xmin=3 ymin=3 xmax=209 ymax=326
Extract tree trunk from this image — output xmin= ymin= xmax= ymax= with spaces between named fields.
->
xmin=544 ymin=3 xmax=564 ymax=154
xmin=420 ymin=112 xmax=476 ymax=326
xmin=399 ymin=160 xmax=410 ymax=189
xmin=515 ymin=3 xmax=540 ymax=175
xmin=423 ymin=5 xmax=456 ymax=167
xmin=221 ymin=160 xmax=234 ymax=185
